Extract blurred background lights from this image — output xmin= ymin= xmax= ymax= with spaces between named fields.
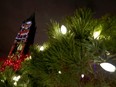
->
xmin=40 ymin=46 xmax=44 ymax=51
xmin=58 ymin=71 xmax=62 ymax=74
xmin=106 ymin=51 xmax=110 ymax=55
xmin=14 ymin=81 xmax=17 ymax=86
xmin=13 ymin=75 xmax=21 ymax=82
xmin=1 ymin=80 xmax=4 ymax=83
xmin=100 ymin=62 xmax=116 ymax=72
xmin=81 ymin=74 xmax=84 ymax=78
xmin=29 ymin=55 xmax=32 ymax=59
xmin=93 ymin=25 xmax=102 ymax=39
xmin=25 ymin=55 xmax=32 ymax=61
xmin=26 ymin=21 xmax=32 ymax=24
xmin=93 ymin=30 xmax=101 ymax=39
xmin=61 ymin=25 xmax=67 ymax=34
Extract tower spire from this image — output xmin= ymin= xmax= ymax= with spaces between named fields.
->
xmin=8 ymin=14 xmax=36 ymax=58
xmin=0 ymin=14 xmax=36 ymax=71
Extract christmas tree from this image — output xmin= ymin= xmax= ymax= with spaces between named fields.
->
xmin=0 ymin=8 xmax=116 ymax=87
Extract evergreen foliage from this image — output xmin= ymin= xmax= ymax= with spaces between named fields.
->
xmin=0 ymin=8 xmax=116 ymax=87
xmin=29 ymin=8 xmax=116 ymax=87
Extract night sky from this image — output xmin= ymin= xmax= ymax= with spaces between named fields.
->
xmin=0 ymin=0 xmax=116 ymax=57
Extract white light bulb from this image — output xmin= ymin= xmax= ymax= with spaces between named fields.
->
xmin=26 ymin=21 xmax=32 ymax=24
xmin=40 ymin=46 xmax=44 ymax=51
xmin=13 ymin=76 xmax=17 ymax=81
xmin=93 ymin=31 xmax=101 ymax=39
xmin=17 ymin=76 xmax=21 ymax=81
xmin=29 ymin=56 xmax=32 ymax=59
xmin=61 ymin=25 xmax=67 ymax=34
xmin=14 ymin=81 xmax=17 ymax=86
xmin=58 ymin=71 xmax=62 ymax=74
xmin=81 ymin=74 xmax=84 ymax=78
xmin=100 ymin=62 xmax=116 ymax=72
xmin=93 ymin=25 xmax=102 ymax=39
xmin=13 ymin=75 xmax=21 ymax=82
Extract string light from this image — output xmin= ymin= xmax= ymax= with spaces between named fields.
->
xmin=93 ymin=30 xmax=101 ymax=39
xmin=100 ymin=62 xmax=116 ymax=72
xmin=81 ymin=74 xmax=84 ymax=78
xmin=25 ymin=55 xmax=32 ymax=61
xmin=13 ymin=75 xmax=21 ymax=82
xmin=58 ymin=71 xmax=62 ymax=74
xmin=12 ymin=75 xmax=21 ymax=86
xmin=93 ymin=25 xmax=102 ymax=39
xmin=40 ymin=46 xmax=44 ymax=51
xmin=14 ymin=81 xmax=17 ymax=86
xmin=61 ymin=25 xmax=67 ymax=34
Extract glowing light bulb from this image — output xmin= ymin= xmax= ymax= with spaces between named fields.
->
xmin=61 ymin=25 xmax=67 ymax=34
xmin=14 ymin=81 xmax=17 ymax=86
xmin=93 ymin=25 xmax=102 ymax=39
xmin=13 ymin=75 xmax=21 ymax=82
xmin=29 ymin=55 xmax=32 ymax=59
xmin=25 ymin=56 xmax=32 ymax=61
xmin=58 ymin=71 xmax=62 ymax=74
xmin=26 ymin=21 xmax=32 ymax=24
xmin=81 ymin=74 xmax=84 ymax=78
xmin=93 ymin=31 xmax=101 ymax=39
xmin=40 ymin=46 xmax=44 ymax=51
xmin=100 ymin=62 xmax=116 ymax=72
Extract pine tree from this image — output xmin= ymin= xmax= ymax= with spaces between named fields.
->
xmin=29 ymin=8 xmax=116 ymax=87
xmin=0 ymin=8 xmax=116 ymax=87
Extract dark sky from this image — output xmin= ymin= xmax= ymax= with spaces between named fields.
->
xmin=0 ymin=0 xmax=116 ymax=57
